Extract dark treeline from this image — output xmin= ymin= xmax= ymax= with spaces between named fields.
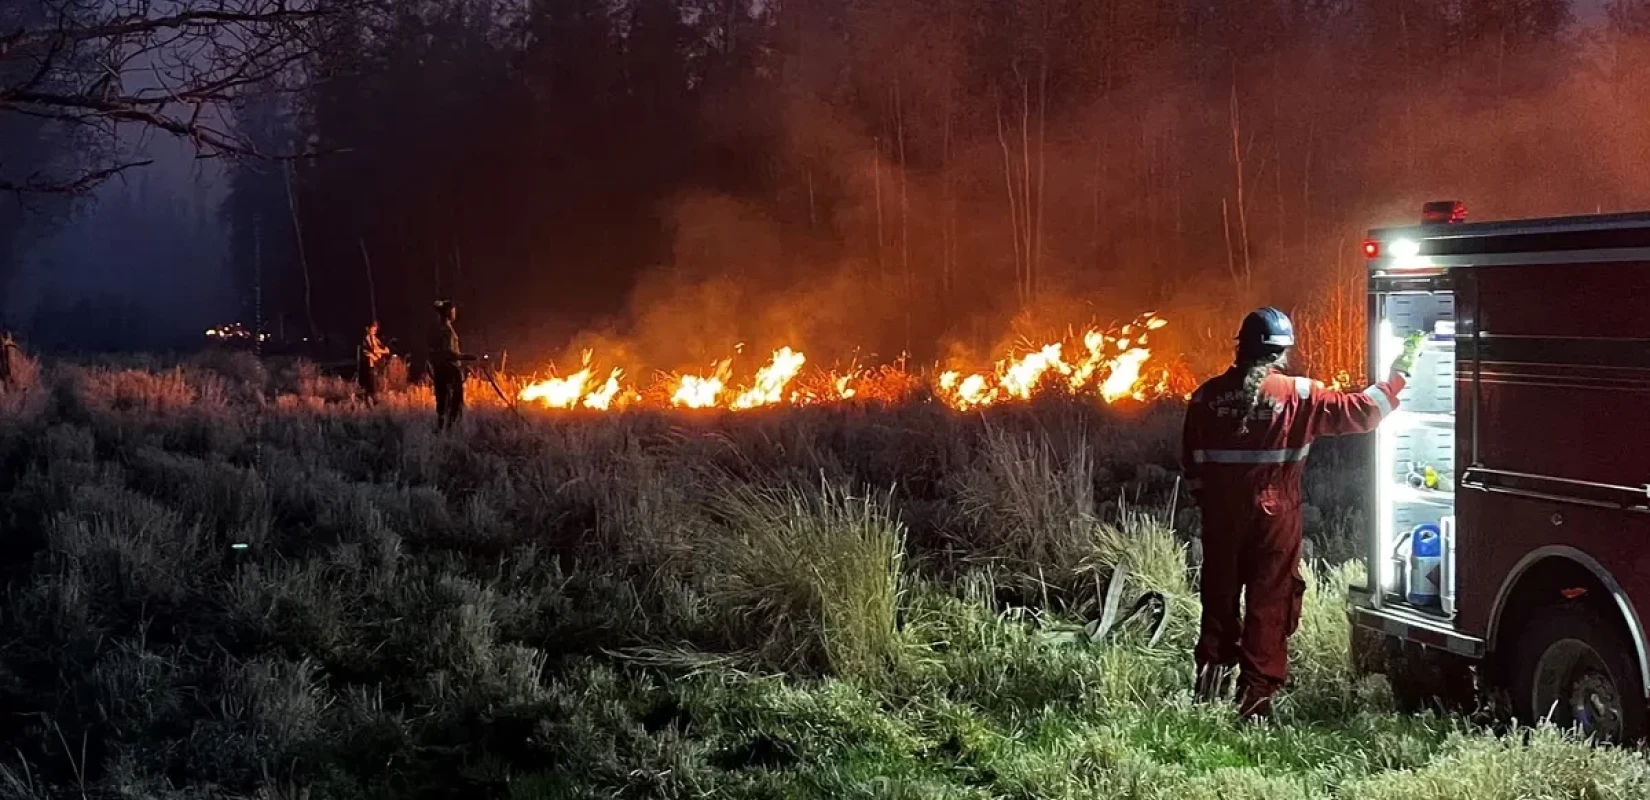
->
xmin=13 ymin=0 xmax=1650 ymax=375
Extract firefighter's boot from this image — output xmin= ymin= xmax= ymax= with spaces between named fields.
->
xmin=1237 ymin=686 xmax=1275 ymax=722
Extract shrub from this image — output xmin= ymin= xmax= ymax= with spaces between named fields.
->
xmin=706 ymin=479 xmax=907 ymax=682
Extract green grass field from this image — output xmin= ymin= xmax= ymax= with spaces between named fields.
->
xmin=0 ymin=354 xmax=1645 ymax=799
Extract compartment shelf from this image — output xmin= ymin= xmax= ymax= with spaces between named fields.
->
xmin=1391 ymin=483 xmax=1455 ymax=507
xmin=1391 ymin=410 xmax=1454 ymax=430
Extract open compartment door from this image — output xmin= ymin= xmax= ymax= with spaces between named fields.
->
xmin=1369 ymin=288 xmax=1459 ymax=618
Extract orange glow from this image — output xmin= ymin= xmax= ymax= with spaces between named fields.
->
xmin=518 ymin=311 xmax=1185 ymax=412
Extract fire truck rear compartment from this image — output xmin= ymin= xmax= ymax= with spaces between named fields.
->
xmin=1352 ymin=210 xmax=1650 ymax=730
xmin=1372 ymin=289 xmax=1457 ymax=620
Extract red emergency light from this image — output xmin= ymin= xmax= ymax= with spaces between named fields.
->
xmin=1362 ymin=239 xmax=1380 ymax=259
xmin=1421 ymin=200 xmax=1467 ymax=225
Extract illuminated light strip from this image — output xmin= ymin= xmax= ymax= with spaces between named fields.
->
xmin=1370 ymin=246 xmax=1650 ymax=273
xmin=1375 ymin=320 xmax=1399 ymax=593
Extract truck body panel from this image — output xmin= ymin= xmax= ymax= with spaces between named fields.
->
xmin=1350 ymin=210 xmax=1650 ymax=714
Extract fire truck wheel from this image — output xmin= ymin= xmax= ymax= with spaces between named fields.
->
xmin=1509 ymin=602 xmax=1647 ymax=743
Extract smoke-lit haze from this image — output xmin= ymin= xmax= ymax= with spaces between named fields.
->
xmin=0 ymin=0 xmax=1642 ymax=380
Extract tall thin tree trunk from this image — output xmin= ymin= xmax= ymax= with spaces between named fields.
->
xmin=1222 ymin=198 xmax=1238 ymax=290
xmin=896 ymin=80 xmax=911 ymax=351
xmin=1274 ymin=160 xmax=1286 ymax=261
xmin=254 ymin=214 xmax=264 ymax=350
xmin=1147 ymin=131 xmax=1159 ymax=271
xmin=806 ymin=167 xmax=817 ymax=232
xmin=1019 ymin=66 xmax=1034 ymax=305
xmin=1009 ymin=62 xmax=1030 ymax=306
xmin=873 ymin=138 xmax=885 ymax=273
xmin=1174 ymin=144 xmax=1184 ymax=273
xmin=359 ymin=238 xmax=378 ymax=323
xmin=1302 ymin=120 xmax=1314 ymax=258
xmin=1033 ymin=47 xmax=1048 ymax=300
xmin=282 ymin=162 xmax=318 ymax=341
xmin=1271 ymin=51 xmax=1284 ymax=257
xmin=940 ymin=3 xmax=957 ymax=310
xmin=996 ymin=96 xmax=1026 ymax=301
xmin=1091 ymin=136 xmax=1103 ymax=251
xmin=942 ymin=72 xmax=955 ymax=301
xmin=1229 ymin=80 xmax=1252 ymax=287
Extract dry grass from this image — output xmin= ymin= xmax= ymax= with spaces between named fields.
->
xmin=705 ymin=479 xmax=907 ymax=682
xmin=0 ymin=357 xmax=1641 ymax=799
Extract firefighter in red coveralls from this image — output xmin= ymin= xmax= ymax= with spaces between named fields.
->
xmin=1183 ymin=307 xmax=1423 ymax=720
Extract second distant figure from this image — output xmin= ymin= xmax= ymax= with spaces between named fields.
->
xmin=429 ymin=300 xmax=476 ymax=430
xmin=358 ymin=321 xmax=390 ymax=405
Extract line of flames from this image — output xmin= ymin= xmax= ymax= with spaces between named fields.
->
xmin=518 ymin=312 xmax=1180 ymax=412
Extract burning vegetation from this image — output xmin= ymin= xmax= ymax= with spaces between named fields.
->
xmin=517 ymin=312 xmax=1185 ymax=412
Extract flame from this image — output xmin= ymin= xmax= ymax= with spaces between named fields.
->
xmin=584 ymin=369 xmax=625 ymax=410
xmin=519 ymin=351 xmax=596 ymax=408
xmin=518 ymin=312 xmax=1180 ymax=413
xmin=998 ymin=343 xmax=1069 ymax=399
xmin=672 ymin=359 xmax=731 ymax=408
xmin=1100 ymin=348 xmax=1153 ymax=402
xmin=930 ymin=312 xmax=1173 ymax=410
xmin=732 ymin=347 xmax=806 ymax=409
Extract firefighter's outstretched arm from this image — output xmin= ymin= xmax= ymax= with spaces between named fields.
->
xmin=1303 ymin=331 xmax=1422 ymax=437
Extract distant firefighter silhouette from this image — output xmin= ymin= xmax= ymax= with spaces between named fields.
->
xmin=428 ymin=301 xmax=477 ymax=430
xmin=358 ymin=321 xmax=390 ymax=406
xmin=0 ymin=329 xmax=20 ymax=391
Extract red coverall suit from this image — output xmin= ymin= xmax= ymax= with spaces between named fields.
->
xmin=1182 ymin=368 xmax=1407 ymax=714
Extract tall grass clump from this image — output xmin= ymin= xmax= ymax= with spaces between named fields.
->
xmin=951 ymin=425 xmax=1099 ymax=576
xmin=706 ymin=479 xmax=907 ymax=682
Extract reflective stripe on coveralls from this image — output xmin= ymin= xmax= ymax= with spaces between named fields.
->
xmin=1190 ymin=445 xmax=1312 ymax=465
xmin=1362 ymin=384 xmax=1396 ymax=417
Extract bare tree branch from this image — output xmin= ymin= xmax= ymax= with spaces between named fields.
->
xmin=1 ymin=6 xmax=331 ymax=57
xmin=0 ymin=158 xmax=153 ymax=194
xmin=0 ymin=0 xmax=357 ymax=193
xmin=5 ymin=89 xmax=254 ymax=153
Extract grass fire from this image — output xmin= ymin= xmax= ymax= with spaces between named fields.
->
xmin=517 ymin=312 xmax=1179 ymax=412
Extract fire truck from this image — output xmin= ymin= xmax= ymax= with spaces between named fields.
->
xmin=1349 ymin=202 xmax=1650 ymax=742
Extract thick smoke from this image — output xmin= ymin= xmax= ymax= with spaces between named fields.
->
xmin=25 ymin=0 xmax=1633 ymax=377
xmin=576 ymin=7 xmax=1650 ymax=385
